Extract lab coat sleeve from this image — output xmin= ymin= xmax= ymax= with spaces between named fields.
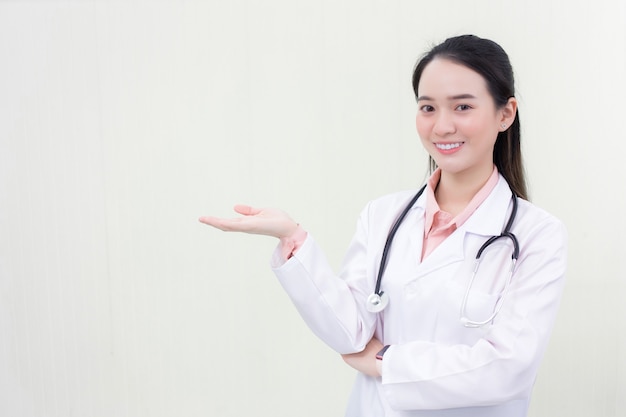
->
xmin=380 ymin=215 xmax=568 ymax=410
xmin=271 ymin=205 xmax=378 ymax=354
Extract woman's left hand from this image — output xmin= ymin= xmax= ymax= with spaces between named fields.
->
xmin=341 ymin=338 xmax=384 ymax=377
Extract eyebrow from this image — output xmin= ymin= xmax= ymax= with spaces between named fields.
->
xmin=416 ymin=94 xmax=477 ymax=102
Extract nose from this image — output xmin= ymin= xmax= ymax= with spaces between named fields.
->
xmin=432 ymin=111 xmax=456 ymax=136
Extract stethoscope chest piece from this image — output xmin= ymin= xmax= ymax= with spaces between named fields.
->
xmin=366 ymin=292 xmax=389 ymax=313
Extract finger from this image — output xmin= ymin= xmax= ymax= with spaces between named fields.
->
xmin=198 ymin=216 xmax=228 ymax=229
xmin=198 ymin=215 xmax=238 ymax=227
xmin=233 ymin=204 xmax=262 ymax=216
xmin=199 ymin=215 xmax=256 ymax=233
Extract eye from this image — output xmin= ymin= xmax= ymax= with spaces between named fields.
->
xmin=420 ymin=105 xmax=435 ymax=113
xmin=456 ymin=104 xmax=472 ymax=111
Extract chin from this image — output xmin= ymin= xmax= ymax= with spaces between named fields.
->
xmin=431 ymin=159 xmax=466 ymax=174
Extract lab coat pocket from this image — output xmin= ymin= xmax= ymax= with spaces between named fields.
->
xmin=443 ymin=278 xmax=501 ymax=342
xmin=445 ymin=237 xmax=514 ymax=336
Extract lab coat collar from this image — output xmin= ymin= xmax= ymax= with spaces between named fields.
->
xmin=461 ymin=175 xmax=515 ymax=237
xmin=409 ymin=175 xmax=514 ymax=278
xmin=407 ymin=174 xmax=513 ymax=236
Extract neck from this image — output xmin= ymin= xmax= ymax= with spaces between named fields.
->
xmin=435 ymin=165 xmax=494 ymax=215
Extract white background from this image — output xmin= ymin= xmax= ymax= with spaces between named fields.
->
xmin=1 ymin=0 xmax=625 ymax=416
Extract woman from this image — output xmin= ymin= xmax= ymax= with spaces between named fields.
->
xmin=199 ymin=35 xmax=567 ymax=417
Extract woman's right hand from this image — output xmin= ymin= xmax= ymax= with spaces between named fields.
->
xmin=198 ymin=205 xmax=299 ymax=239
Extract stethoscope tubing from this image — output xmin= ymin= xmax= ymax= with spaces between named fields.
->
xmin=373 ymin=185 xmax=427 ymax=297
xmin=370 ymin=184 xmax=520 ymax=327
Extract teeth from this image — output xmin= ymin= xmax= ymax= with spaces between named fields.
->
xmin=436 ymin=142 xmax=462 ymax=150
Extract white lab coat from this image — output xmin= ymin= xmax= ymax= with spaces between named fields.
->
xmin=271 ymin=175 xmax=567 ymax=417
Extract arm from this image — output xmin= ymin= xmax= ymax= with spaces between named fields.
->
xmin=341 ymin=337 xmax=384 ymax=377
xmin=271 ymin=203 xmax=380 ymax=354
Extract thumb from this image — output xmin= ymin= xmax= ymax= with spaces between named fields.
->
xmin=233 ymin=204 xmax=262 ymax=216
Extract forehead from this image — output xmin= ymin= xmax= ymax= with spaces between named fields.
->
xmin=417 ymin=58 xmax=490 ymax=98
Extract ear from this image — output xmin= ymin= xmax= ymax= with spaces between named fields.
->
xmin=499 ymin=97 xmax=517 ymax=131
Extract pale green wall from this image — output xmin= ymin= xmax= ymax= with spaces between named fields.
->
xmin=1 ymin=1 xmax=624 ymax=416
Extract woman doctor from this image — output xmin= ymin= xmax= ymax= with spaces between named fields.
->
xmin=199 ymin=35 xmax=567 ymax=417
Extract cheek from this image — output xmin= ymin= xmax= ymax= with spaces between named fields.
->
xmin=458 ymin=117 xmax=498 ymax=141
xmin=415 ymin=115 xmax=430 ymax=139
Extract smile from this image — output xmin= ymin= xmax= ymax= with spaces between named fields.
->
xmin=435 ymin=142 xmax=464 ymax=150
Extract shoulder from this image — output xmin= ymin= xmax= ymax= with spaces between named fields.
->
xmin=492 ymin=175 xmax=567 ymax=239
xmin=514 ymin=198 xmax=568 ymax=245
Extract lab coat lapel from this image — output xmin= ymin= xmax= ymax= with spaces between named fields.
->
xmin=404 ymin=203 xmax=426 ymax=273
xmin=462 ymin=175 xmax=513 ymax=237
xmin=415 ymin=227 xmax=466 ymax=278
xmin=414 ymin=175 xmax=513 ymax=279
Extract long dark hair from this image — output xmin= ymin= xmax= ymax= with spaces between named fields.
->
xmin=412 ymin=35 xmax=528 ymax=200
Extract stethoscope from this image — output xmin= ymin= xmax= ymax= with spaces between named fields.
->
xmin=366 ymin=184 xmax=520 ymax=328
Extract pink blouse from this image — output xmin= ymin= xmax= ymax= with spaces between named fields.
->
xmin=421 ymin=166 xmax=499 ymax=260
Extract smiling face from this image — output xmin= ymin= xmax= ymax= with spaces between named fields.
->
xmin=415 ymin=58 xmax=516 ymax=183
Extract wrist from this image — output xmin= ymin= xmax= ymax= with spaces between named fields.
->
xmin=279 ymin=224 xmax=307 ymax=260
xmin=375 ymin=345 xmax=389 ymax=377
xmin=375 ymin=345 xmax=390 ymax=360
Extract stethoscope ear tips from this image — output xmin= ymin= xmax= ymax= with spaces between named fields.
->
xmin=366 ymin=292 xmax=389 ymax=313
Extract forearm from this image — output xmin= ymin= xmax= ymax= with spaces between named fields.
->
xmin=341 ymin=338 xmax=384 ymax=377
xmin=272 ymin=235 xmax=377 ymax=353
